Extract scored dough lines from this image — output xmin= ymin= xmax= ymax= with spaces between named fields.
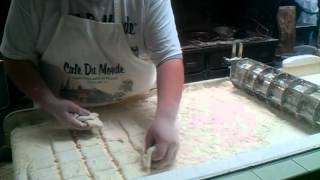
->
xmin=118 ymin=119 xmax=144 ymax=157
xmin=98 ymin=129 xmax=126 ymax=180
xmin=70 ymin=131 xmax=94 ymax=179
xmin=49 ymin=131 xmax=69 ymax=180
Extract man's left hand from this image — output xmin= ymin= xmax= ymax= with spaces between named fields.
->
xmin=145 ymin=118 xmax=179 ymax=170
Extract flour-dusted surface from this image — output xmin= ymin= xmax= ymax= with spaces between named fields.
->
xmin=0 ymin=163 xmax=14 ymax=180
xmin=11 ymin=117 xmax=147 ymax=180
xmin=176 ymin=80 xmax=318 ymax=165
xmin=10 ymin=78 xmax=318 ymax=180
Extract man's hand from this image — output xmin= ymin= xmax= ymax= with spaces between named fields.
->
xmin=4 ymin=60 xmax=91 ymax=130
xmin=146 ymin=59 xmax=183 ymax=170
xmin=41 ymin=98 xmax=91 ymax=130
xmin=145 ymin=118 xmax=179 ymax=170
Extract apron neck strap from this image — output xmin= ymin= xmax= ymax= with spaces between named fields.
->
xmin=61 ymin=0 xmax=69 ymax=16
xmin=114 ymin=0 xmax=122 ymax=23
xmin=61 ymin=0 xmax=122 ymax=23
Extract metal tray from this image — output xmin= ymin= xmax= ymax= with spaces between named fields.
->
xmin=5 ymin=78 xmax=320 ymax=180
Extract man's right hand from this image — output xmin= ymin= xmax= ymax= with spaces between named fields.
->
xmin=41 ymin=98 xmax=91 ymax=130
xmin=4 ymin=61 xmax=92 ymax=130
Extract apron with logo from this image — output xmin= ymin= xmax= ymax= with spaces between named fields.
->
xmin=40 ymin=0 xmax=156 ymax=107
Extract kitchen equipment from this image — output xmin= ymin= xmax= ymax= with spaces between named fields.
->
xmin=227 ymin=43 xmax=320 ymax=127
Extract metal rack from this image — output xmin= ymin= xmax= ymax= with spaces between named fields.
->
xmin=227 ymin=43 xmax=320 ymax=128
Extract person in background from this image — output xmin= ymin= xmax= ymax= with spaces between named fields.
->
xmin=1 ymin=0 xmax=184 ymax=169
xmin=295 ymin=0 xmax=319 ymax=46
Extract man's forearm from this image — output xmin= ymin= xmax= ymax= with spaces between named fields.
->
xmin=4 ymin=60 xmax=56 ymax=106
xmin=156 ymin=59 xmax=184 ymax=122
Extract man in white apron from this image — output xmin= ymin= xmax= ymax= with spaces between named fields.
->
xmin=1 ymin=0 xmax=184 ymax=169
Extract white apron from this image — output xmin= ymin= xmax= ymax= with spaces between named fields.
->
xmin=39 ymin=0 xmax=156 ymax=107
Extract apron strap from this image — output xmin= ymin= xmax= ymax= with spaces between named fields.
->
xmin=61 ymin=0 xmax=70 ymax=16
xmin=61 ymin=0 xmax=122 ymax=23
xmin=114 ymin=0 xmax=122 ymax=23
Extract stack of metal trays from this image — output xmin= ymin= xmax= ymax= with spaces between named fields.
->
xmin=230 ymin=58 xmax=320 ymax=127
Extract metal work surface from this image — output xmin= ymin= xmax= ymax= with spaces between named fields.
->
xmin=8 ymin=78 xmax=320 ymax=180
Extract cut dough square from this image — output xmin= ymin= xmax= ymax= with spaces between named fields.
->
xmin=13 ymin=134 xmax=52 ymax=158
xmin=28 ymin=166 xmax=60 ymax=180
xmin=14 ymin=143 xmax=55 ymax=171
xmin=113 ymin=151 xmax=140 ymax=165
xmin=103 ymin=120 xmax=118 ymax=130
xmin=121 ymin=163 xmax=147 ymax=179
xmin=102 ymin=129 xmax=128 ymax=141
xmin=13 ymin=142 xmax=52 ymax=159
xmin=74 ymin=131 xmax=101 ymax=147
xmin=119 ymin=118 xmax=138 ymax=126
xmin=50 ymin=131 xmax=76 ymax=153
xmin=81 ymin=145 xmax=107 ymax=159
xmin=91 ymin=169 xmax=122 ymax=180
xmin=130 ymin=134 xmax=144 ymax=144
xmin=130 ymin=135 xmax=145 ymax=152
xmin=60 ymin=161 xmax=88 ymax=179
xmin=74 ymin=131 xmax=99 ymax=139
xmin=52 ymin=140 xmax=77 ymax=153
xmin=11 ymin=128 xmax=47 ymax=145
xmin=12 ymin=139 xmax=52 ymax=156
xmin=56 ymin=150 xmax=82 ymax=164
xmin=50 ymin=130 xmax=73 ymax=141
xmin=77 ymin=136 xmax=101 ymax=148
xmin=30 ymin=155 xmax=56 ymax=170
xmin=107 ymin=140 xmax=134 ymax=153
xmin=86 ymin=156 xmax=114 ymax=172
xmin=119 ymin=119 xmax=145 ymax=137
xmin=66 ymin=175 xmax=91 ymax=180
xmin=125 ymin=124 xmax=145 ymax=137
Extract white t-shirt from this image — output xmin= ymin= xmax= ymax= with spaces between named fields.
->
xmin=0 ymin=0 xmax=182 ymax=66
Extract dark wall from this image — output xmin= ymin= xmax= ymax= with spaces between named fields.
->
xmin=0 ymin=0 xmax=27 ymax=109
xmin=172 ymin=0 xmax=281 ymax=38
xmin=0 ymin=0 xmax=10 ymax=41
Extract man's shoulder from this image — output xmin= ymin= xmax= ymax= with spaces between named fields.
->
xmin=144 ymin=0 xmax=168 ymax=6
xmin=142 ymin=0 xmax=171 ymax=12
xmin=34 ymin=0 xmax=62 ymax=9
xmin=13 ymin=0 xmax=61 ymax=12
xmin=14 ymin=0 xmax=60 ymax=6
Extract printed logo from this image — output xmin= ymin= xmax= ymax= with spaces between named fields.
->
xmin=64 ymin=62 xmax=125 ymax=76
xmin=72 ymin=13 xmax=137 ymax=35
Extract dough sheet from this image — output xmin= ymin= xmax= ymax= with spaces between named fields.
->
xmin=11 ymin=79 xmax=318 ymax=180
